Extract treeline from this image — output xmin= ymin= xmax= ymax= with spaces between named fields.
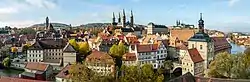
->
xmin=208 ymin=48 xmax=250 ymax=79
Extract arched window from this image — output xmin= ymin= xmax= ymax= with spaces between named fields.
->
xmin=200 ymin=45 xmax=203 ymax=50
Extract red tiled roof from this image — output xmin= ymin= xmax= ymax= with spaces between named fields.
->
xmin=176 ymin=43 xmax=188 ymax=50
xmin=122 ymin=53 xmax=136 ymax=61
xmin=25 ymin=62 xmax=49 ymax=71
xmin=137 ymin=44 xmax=157 ymax=52
xmin=56 ymin=64 xmax=71 ymax=79
xmin=170 ymin=29 xmax=196 ymax=42
xmin=86 ymin=51 xmax=115 ymax=64
xmin=211 ymin=37 xmax=231 ymax=51
xmin=0 ymin=76 xmax=47 ymax=82
xmin=188 ymin=48 xmax=204 ymax=63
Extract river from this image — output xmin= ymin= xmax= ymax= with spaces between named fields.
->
xmin=230 ymin=43 xmax=246 ymax=54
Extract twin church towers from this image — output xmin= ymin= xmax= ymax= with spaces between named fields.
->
xmin=112 ymin=9 xmax=134 ymax=28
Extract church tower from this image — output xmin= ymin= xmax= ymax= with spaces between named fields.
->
xmin=198 ymin=13 xmax=204 ymax=33
xmin=130 ymin=10 xmax=134 ymax=27
xmin=187 ymin=13 xmax=214 ymax=70
xmin=112 ymin=12 xmax=117 ymax=25
xmin=122 ymin=9 xmax=126 ymax=27
xmin=46 ymin=17 xmax=49 ymax=30
xmin=118 ymin=12 xmax=121 ymax=23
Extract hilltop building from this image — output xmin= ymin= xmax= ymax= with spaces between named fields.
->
xmin=107 ymin=9 xmax=144 ymax=36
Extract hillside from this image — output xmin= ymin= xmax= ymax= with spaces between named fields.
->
xmin=30 ymin=23 xmax=70 ymax=28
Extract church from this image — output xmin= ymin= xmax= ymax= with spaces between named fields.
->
xmin=107 ymin=9 xmax=143 ymax=36
xmin=35 ymin=17 xmax=62 ymax=40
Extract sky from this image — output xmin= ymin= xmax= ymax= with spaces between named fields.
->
xmin=0 ymin=0 xmax=250 ymax=32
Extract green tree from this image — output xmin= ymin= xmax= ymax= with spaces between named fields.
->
xmin=69 ymin=63 xmax=115 ymax=82
xmin=109 ymin=44 xmax=119 ymax=57
xmin=3 ymin=57 xmax=11 ymax=68
xmin=163 ymin=60 xmax=174 ymax=78
xmin=18 ymin=28 xmax=36 ymax=35
xmin=118 ymin=42 xmax=127 ymax=57
xmin=120 ymin=64 xmax=164 ymax=82
xmin=208 ymin=52 xmax=235 ymax=78
xmin=109 ymin=42 xmax=127 ymax=70
xmin=69 ymin=39 xmax=79 ymax=51
xmin=78 ymin=42 xmax=90 ymax=55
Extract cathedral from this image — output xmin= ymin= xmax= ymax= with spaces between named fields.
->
xmin=112 ymin=9 xmax=134 ymax=28
xmin=108 ymin=9 xmax=143 ymax=36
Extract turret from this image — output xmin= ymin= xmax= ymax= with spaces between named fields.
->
xmin=122 ymin=9 xmax=126 ymax=27
xmin=45 ymin=17 xmax=49 ymax=30
xmin=198 ymin=13 xmax=204 ymax=33
xmin=118 ymin=12 xmax=121 ymax=23
xmin=130 ymin=10 xmax=134 ymax=27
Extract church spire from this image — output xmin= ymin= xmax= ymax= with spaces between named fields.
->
xmin=198 ymin=13 xmax=204 ymax=33
xmin=122 ymin=9 xmax=126 ymax=27
xmin=112 ymin=12 xmax=116 ymax=23
xmin=130 ymin=10 xmax=134 ymax=27
xmin=118 ymin=12 xmax=121 ymax=23
xmin=46 ymin=16 xmax=49 ymax=30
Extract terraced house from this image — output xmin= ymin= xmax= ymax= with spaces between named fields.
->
xmin=124 ymin=35 xmax=168 ymax=69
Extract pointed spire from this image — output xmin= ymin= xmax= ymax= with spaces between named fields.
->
xmin=122 ymin=9 xmax=126 ymax=27
xmin=200 ymin=13 xmax=203 ymax=20
xmin=113 ymin=12 xmax=115 ymax=18
xmin=118 ymin=12 xmax=121 ymax=23
xmin=198 ymin=13 xmax=204 ymax=33
xmin=112 ymin=12 xmax=116 ymax=24
xmin=130 ymin=10 xmax=134 ymax=27
xmin=123 ymin=9 xmax=125 ymax=16
xmin=130 ymin=10 xmax=133 ymax=16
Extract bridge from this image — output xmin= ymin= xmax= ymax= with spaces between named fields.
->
xmin=172 ymin=62 xmax=182 ymax=72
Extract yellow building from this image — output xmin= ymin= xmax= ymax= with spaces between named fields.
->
xmin=85 ymin=50 xmax=115 ymax=76
xmin=182 ymin=48 xmax=204 ymax=76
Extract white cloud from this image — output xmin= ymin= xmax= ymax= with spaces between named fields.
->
xmin=0 ymin=20 xmax=37 ymax=27
xmin=0 ymin=7 xmax=19 ymax=14
xmin=228 ymin=0 xmax=240 ymax=6
xmin=23 ymin=0 xmax=57 ymax=9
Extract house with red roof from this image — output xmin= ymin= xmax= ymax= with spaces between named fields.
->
xmin=211 ymin=37 xmax=231 ymax=55
xmin=55 ymin=64 xmax=71 ymax=82
xmin=85 ymin=50 xmax=115 ymax=76
xmin=20 ymin=62 xmax=53 ymax=81
xmin=122 ymin=53 xmax=137 ymax=66
xmin=181 ymin=48 xmax=204 ymax=76
xmin=128 ymin=40 xmax=168 ymax=69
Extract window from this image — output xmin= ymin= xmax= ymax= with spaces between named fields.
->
xmin=39 ymin=55 xmax=41 ymax=57
xmin=192 ymin=44 xmax=194 ymax=48
xmin=160 ymin=55 xmax=163 ymax=57
xmin=29 ymin=55 xmax=31 ymax=57
xmin=200 ymin=45 xmax=203 ymax=50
